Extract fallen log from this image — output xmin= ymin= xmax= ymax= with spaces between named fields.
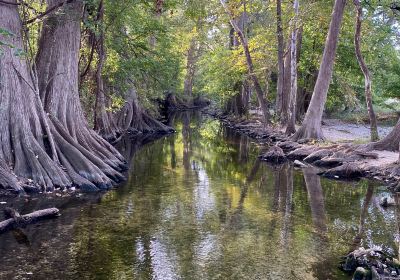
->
xmin=0 ymin=207 xmax=60 ymax=234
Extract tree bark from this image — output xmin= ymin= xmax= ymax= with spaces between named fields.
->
xmin=281 ymin=39 xmax=291 ymax=125
xmin=0 ymin=0 xmax=79 ymax=193
xmin=36 ymin=0 xmax=126 ymax=191
xmin=353 ymin=0 xmax=379 ymax=142
xmin=286 ymin=0 xmax=300 ymax=135
xmin=291 ymin=0 xmax=346 ymax=141
xmin=183 ymin=37 xmax=198 ymax=100
xmin=114 ymin=80 xmax=173 ymax=136
xmin=276 ymin=0 xmax=285 ymax=118
xmin=225 ymin=10 xmax=250 ymax=117
xmin=221 ymin=0 xmax=269 ymax=124
xmin=368 ymin=117 xmax=400 ymax=151
xmin=93 ymin=0 xmax=116 ymax=141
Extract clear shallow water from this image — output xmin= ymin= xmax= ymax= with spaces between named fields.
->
xmin=0 ymin=111 xmax=399 ymax=280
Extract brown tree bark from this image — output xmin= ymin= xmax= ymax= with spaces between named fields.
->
xmin=221 ymin=0 xmax=269 ymax=124
xmin=286 ymin=0 xmax=300 ymax=135
xmin=276 ymin=0 xmax=285 ymax=118
xmin=291 ymin=0 xmax=346 ymax=141
xmin=36 ymin=0 xmax=126 ymax=191
xmin=0 ymin=0 xmax=82 ymax=193
xmin=354 ymin=0 xmax=379 ymax=142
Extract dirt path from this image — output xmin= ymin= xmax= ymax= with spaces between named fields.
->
xmin=322 ymin=118 xmax=393 ymax=143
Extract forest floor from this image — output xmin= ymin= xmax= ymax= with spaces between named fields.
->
xmin=205 ymin=108 xmax=400 ymax=189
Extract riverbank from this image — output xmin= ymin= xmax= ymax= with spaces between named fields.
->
xmin=204 ymin=108 xmax=400 ymax=190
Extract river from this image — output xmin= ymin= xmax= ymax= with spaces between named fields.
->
xmin=0 ymin=111 xmax=398 ymax=280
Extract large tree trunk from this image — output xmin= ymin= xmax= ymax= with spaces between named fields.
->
xmin=183 ymin=37 xmax=198 ymax=100
xmin=114 ymin=80 xmax=173 ymax=136
xmin=280 ymin=39 xmax=291 ymax=125
xmin=354 ymin=0 xmax=379 ymax=142
xmin=224 ymin=11 xmax=251 ymax=117
xmin=285 ymin=0 xmax=300 ymax=135
xmin=93 ymin=0 xmax=116 ymax=141
xmin=221 ymin=0 xmax=269 ymax=124
xmin=276 ymin=0 xmax=285 ymax=119
xmin=35 ymin=0 xmax=126 ymax=191
xmin=368 ymin=118 xmax=400 ymax=151
xmin=291 ymin=0 xmax=346 ymax=141
xmin=0 ymin=1 xmax=86 ymax=193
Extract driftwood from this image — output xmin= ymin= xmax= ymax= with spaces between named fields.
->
xmin=0 ymin=207 xmax=60 ymax=233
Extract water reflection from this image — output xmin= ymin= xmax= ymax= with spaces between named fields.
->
xmin=0 ymin=112 xmax=399 ymax=280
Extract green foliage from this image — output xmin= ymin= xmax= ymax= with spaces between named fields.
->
xmin=102 ymin=0 xmax=181 ymax=107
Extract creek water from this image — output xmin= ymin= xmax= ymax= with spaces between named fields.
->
xmin=0 ymin=112 xmax=399 ymax=280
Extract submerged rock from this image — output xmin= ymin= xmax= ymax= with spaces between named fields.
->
xmin=380 ymin=196 xmax=396 ymax=207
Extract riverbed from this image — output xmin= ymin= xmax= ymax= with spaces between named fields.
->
xmin=0 ymin=112 xmax=398 ymax=280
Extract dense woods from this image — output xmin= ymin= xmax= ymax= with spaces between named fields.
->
xmin=2 ymin=0 xmax=400 ymax=193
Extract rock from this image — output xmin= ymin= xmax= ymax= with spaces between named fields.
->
xmin=259 ymin=146 xmax=286 ymax=164
xmin=293 ymin=160 xmax=308 ymax=168
xmin=380 ymin=197 xmax=396 ymax=207
xmin=352 ymin=267 xmax=369 ymax=280
xmin=322 ymin=163 xmax=365 ymax=180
